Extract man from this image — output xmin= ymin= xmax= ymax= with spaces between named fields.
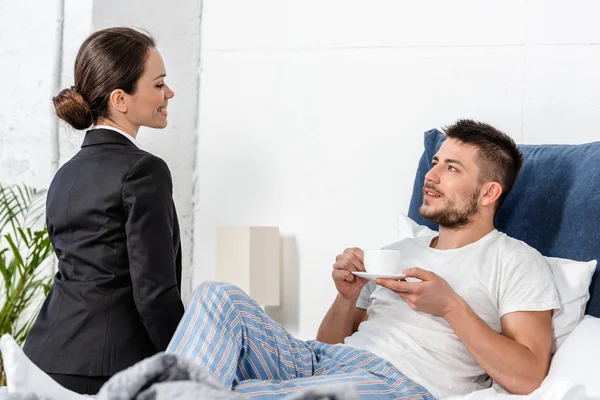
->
xmin=318 ymin=120 xmax=559 ymax=398
xmin=167 ymin=120 xmax=559 ymax=399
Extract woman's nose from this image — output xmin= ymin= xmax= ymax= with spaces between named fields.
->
xmin=165 ymin=84 xmax=175 ymax=99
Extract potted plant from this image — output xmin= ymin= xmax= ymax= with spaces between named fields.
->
xmin=0 ymin=183 xmax=54 ymax=385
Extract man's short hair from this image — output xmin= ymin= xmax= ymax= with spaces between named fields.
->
xmin=444 ymin=119 xmax=524 ymax=210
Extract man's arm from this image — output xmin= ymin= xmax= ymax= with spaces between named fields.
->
xmin=316 ymin=247 xmax=369 ymax=344
xmin=377 ymin=267 xmax=553 ymax=395
xmin=445 ymin=298 xmax=553 ymax=394
xmin=317 ymin=295 xmax=367 ymax=344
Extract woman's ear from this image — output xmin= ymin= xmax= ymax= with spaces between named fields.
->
xmin=108 ymin=89 xmax=128 ymax=114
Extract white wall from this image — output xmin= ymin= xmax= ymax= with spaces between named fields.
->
xmin=0 ymin=1 xmax=60 ymax=187
xmin=194 ymin=0 xmax=600 ymax=338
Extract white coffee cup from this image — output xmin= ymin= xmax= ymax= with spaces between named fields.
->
xmin=363 ymin=249 xmax=403 ymax=275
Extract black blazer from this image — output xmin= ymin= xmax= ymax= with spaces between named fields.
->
xmin=24 ymin=128 xmax=185 ymax=377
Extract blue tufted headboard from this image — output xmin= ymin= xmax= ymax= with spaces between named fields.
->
xmin=408 ymin=129 xmax=600 ymax=317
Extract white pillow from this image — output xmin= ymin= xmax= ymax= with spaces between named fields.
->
xmin=396 ymin=213 xmax=596 ymax=352
xmin=545 ymin=315 xmax=600 ymax=398
xmin=547 ymin=257 xmax=596 ymax=350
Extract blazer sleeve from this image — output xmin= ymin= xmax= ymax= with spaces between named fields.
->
xmin=121 ymin=154 xmax=185 ymax=351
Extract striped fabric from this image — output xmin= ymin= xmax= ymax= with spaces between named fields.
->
xmin=167 ymin=281 xmax=434 ymax=399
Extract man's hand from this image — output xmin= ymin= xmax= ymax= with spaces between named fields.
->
xmin=332 ymin=248 xmax=369 ymax=301
xmin=318 ymin=247 xmax=369 ymax=344
xmin=376 ymin=267 xmax=459 ymax=317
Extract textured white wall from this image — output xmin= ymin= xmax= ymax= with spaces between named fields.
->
xmin=0 ymin=1 xmax=59 ymax=187
xmin=194 ymin=0 xmax=600 ymax=338
xmin=57 ymin=0 xmax=94 ymax=167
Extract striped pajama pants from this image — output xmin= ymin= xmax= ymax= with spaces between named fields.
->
xmin=166 ymin=281 xmax=434 ymax=399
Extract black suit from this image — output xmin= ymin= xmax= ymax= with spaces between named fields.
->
xmin=24 ymin=128 xmax=185 ymax=384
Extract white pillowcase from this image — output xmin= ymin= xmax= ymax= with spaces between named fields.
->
xmin=396 ymin=213 xmax=596 ymax=352
xmin=547 ymin=257 xmax=597 ymax=350
xmin=545 ymin=315 xmax=600 ymax=398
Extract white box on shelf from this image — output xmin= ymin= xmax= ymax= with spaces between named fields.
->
xmin=216 ymin=226 xmax=280 ymax=306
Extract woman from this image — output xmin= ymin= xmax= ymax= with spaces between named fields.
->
xmin=23 ymin=27 xmax=184 ymax=394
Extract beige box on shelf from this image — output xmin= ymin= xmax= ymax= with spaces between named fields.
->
xmin=216 ymin=226 xmax=280 ymax=306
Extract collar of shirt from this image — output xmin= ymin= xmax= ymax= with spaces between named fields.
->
xmin=90 ymin=125 xmax=143 ymax=150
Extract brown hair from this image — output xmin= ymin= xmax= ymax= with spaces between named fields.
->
xmin=53 ymin=27 xmax=156 ymax=130
xmin=444 ymin=119 xmax=524 ymax=210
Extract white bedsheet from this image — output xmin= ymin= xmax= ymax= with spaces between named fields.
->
xmin=444 ymin=377 xmax=599 ymax=400
xmin=0 ymin=377 xmax=597 ymax=400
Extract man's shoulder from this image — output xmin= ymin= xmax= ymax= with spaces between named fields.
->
xmin=490 ymin=232 xmax=551 ymax=274
xmin=492 ymin=231 xmax=545 ymax=259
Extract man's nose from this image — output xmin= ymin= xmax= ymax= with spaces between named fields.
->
xmin=424 ymin=165 xmax=440 ymax=184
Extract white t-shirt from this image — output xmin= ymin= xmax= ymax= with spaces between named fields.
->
xmin=344 ymin=230 xmax=560 ymax=399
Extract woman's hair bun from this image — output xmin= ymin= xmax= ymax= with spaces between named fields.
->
xmin=52 ymin=86 xmax=93 ymax=130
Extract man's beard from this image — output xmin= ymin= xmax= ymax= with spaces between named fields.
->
xmin=419 ymin=187 xmax=480 ymax=229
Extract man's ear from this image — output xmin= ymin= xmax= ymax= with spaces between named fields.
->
xmin=480 ymin=182 xmax=503 ymax=207
xmin=108 ymin=89 xmax=128 ymax=114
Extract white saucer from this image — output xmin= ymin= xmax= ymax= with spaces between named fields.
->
xmin=351 ymin=271 xmax=406 ymax=280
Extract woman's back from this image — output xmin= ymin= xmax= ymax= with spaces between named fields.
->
xmin=24 ymin=128 xmax=184 ymax=377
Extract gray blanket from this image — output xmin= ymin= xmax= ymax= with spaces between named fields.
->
xmin=7 ymin=353 xmax=359 ymax=400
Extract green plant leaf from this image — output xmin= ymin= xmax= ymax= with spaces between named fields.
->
xmin=0 ymin=249 xmax=10 ymax=291
xmin=0 ymin=186 xmax=24 ymax=237
xmin=17 ymin=227 xmax=30 ymax=248
xmin=0 ymin=183 xmax=53 ymax=345
xmin=4 ymin=235 xmax=23 ymax=269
